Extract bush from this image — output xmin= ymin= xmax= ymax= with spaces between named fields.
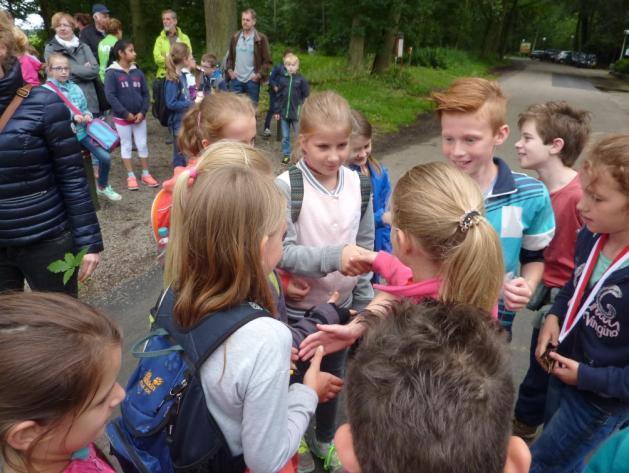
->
xmin=411 ymin=47 xmax=474 ymax=69
xmin=613 ymin=58 xmax=629 ymax=74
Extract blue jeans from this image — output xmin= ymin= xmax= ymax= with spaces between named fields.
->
xmin=514 ymin=327 xmax=550 ymax=426
xmin=530 ymin=378 xmax=629 ymax=473
xmin=281 ymin=119 xmax=297 ymax=157
xmin=229 ymin=78 xmax=261 ymax=105
xmin=80 ymin=136 xmax=111 ymax=189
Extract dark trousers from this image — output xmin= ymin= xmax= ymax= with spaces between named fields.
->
xmin=0 ymin=231 xmax=78 ymax=296
xmin=514 ymin=327 xmax=550 ymax=426
xmin=264 ymin=90 xmax=277 ymax=130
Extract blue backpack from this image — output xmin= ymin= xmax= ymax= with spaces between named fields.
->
xmin=107 ymin=289 xmax=269 ymax=473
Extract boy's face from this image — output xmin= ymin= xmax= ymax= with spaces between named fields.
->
xmin=284 ymin=59 xmax=299 ymax=75
xmin=514 ymin=120 xmax=554 ymax=170
xmin=201 ymin=60 xmax=216 ymax=75
xmin=440 ymin=106 xmax=508 ymax=184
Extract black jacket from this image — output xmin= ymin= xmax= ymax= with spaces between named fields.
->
xmin=273 ymin=72 xmax=309 ymax=121
xmin=79 ymin=24 xmax=105 ymax=58
xmin=0 ymin=60 xmax=103 ymax=253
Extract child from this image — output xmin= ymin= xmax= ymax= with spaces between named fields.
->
xmin=511 ymin=101 xmax=591 ymax=441
xmin=333 ymin=300 xmax=531 ymax=473
xmin=163 ymin=162 xmax=343 ymax=473
xmin=532 ymin=133 xmax=629 ymax=473
xmin=197 ymin=53 xmax=226 ymax=96
xmin=105 ymin=39 xmax=158 ymax=191
xmin=274 ymin=52 xmax=309 ymax=164
xmin=44 ymin=53 xmax=121 ymax=202
xmin=0 ymin=291 xmax=125 ymax=473
xmin=97 ymin=18 xmax=121 ymax=81
xmin=431 ymin=77 xmax=556 ymax=337
xmin=348 ymin=110 xmax=392 ymax=254
xmin=165 ymin=42 xmax=195 ymax=168
xmin=263 ymin=57 xmax=286 ymax=137
xmin=275 ymin=91 xmax=374 ymax=472
xmin=299 ymin=162 xmax=504 ymax=358
xmin=13 ymin=26 xmax=42 ymax=86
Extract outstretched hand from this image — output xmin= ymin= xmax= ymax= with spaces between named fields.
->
xmin=340 ymin=245 xmax=374 ymax=276
xmin=299 ymin=320 xmax=365 ymax=361
xmin=303 ymin=346 xmax=344 ymax=402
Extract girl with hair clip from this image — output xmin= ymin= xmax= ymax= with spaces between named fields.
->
xmin=164 ymin=42 xmax=194 ymax=167
xmin=0 ymin=291 xmax=125 ymax=473
xmin=299 ymin=162 xmax=504 ymax=358
xmin=163 ymin=157 xmax=343 ymax=473
xmin=105 ymin=39 xmax=158 ymax=191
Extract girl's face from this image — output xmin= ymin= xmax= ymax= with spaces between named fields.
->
xmin=48 ymin=59 xmax=70 ymax=83
xmin=300 ymin=127 xmax=350 ymax=179
xmin=120 ymin=44 xmax=137 ymax=63
xmin=221 ymin=114 xmax=257 ymax=147
xmin=262 ymin=221 xmax=287 ymax=274
xmin=55 ymin=20 xmax=74 ymax=40
xmin=577 ymin=167 xmax=629 ymax=236
xmin=349 ymin=135 xmax=372 ymax=167
xmin=186 ymin=54 xmax=196 ymax=70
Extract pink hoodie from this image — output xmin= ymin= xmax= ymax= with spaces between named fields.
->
xmin=18 ymin=54 xmax=42 ymax=86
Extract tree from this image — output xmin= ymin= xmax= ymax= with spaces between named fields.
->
xmin=129 ymin=0 xmax=146 ymax=59
xmin=205 ymin=0 xmax=237 ymax=59
xmin=371 ymin=0 xmax=402 ymax=74
xmin=348 ymin=11 xmax=365 ymax=68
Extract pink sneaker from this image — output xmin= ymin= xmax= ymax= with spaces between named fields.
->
xmin=141 ymin=173 xmax=159 ymax=188
xmin=127 ymin=175 xmax=139 ymax=191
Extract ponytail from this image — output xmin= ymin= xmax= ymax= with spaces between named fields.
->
xmin=165 ymin=42 xmax=189 ymax=82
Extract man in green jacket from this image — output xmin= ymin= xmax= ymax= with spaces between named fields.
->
xmin=153 ymin=9 xmax=192 ymax=78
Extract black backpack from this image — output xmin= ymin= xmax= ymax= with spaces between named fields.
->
xmin=151 ymin=78 xmax=171 ymax=127
xmin=107 ymin=289 xmax=269 ymax=473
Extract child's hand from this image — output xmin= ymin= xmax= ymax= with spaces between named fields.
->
xmin=78 ymin=252 xmax=100 ymax=282
xmin=126 ymin=112 xmax=135 ymax=121
xmin=535 ymin=314 xmax=560 ymax=363
xmin=273 ymin=86 xmax=279 ymax=93
xmin=135 ymin=112 xmax=144 ymax=123
xmin=303 ymin=346 xmax=344 ymax=403
xmin=83 ymin=114 xmax=93 ymax=123
xmin=299 ymin=320 xmax=365 ymax=361
xmin=274 ymin=113 xmax=280 ymax=121
xmin=285 ymin=276 xmax=310 ymax=302
xmin=350 ymin=249 xmax=377 ymax=267
xmin=290 ymin=347 xmax=299 ymax=363
xmin=502 ymin=277 xmax=532 ymax=311
xmin=382 ymin=211 xmax=392 ymax=225
xmin=73 ymin=114 xmax=84 ymax=123
xmin=227 ymin=70 xmax=236 ymax=80
xmin=340 ymin=245 xmax=373 ymax=276
xmin=548 ymin=352 xmax=579 ymax=385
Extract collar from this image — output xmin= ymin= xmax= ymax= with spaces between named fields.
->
xmin=162 ymin=27 xmax=182 ymax=38
xmin=487 ymin=157 xmax=517 ymax=198
xmin=47 ymin=78 xmax=73 ymax=89
xmin=107 ymin=61 xmax=137 ymax=72
xmin=297 ymin=160 xmax=344 ymax=197
xmin=374 ymin=277 xmax=441 ymax=298
xmin=240 ymin=28 xmax=258 ymax=41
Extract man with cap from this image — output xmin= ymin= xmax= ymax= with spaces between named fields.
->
xmin=79 ymin=4 xmax=110 ymax=57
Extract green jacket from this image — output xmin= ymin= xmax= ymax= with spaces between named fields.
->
xmin=153 ymin=27 xmax=192 ymax=78
xmin=98 ymin=34 xmax=118 ymax=81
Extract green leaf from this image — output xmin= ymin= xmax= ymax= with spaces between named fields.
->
xmin=62 ymin=268 xmax=75 ymax=286
xmin=64 ymin=252 xmax=75 ymax=268
xmin=74 ymin=247 xmax=89 ymax=266
xmin=47 ymin=259 xmax=70 ymax=273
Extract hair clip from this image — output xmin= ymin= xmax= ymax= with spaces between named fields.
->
xmin=187 ymin=166 xmax=198 ymax=187
xmin=459 ymin=209 xmax=481 ymax=233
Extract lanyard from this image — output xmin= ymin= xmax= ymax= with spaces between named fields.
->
xmin=559 ymin=234 xmax=629 ymax=343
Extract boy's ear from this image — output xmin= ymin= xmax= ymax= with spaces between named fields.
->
xmin=503 ymin=436 xmax=531 ymax=473
xmin=6 ymin=420 xmax=42 ymax=452
xmin=334 ymin=424 xmax=361 ymax=473
xmin=549 ymin=137 xmax=565 ymax=156
xmin=494 ymin=124 xmax=510 ymax=146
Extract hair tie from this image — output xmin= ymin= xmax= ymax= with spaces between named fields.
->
xmin=459 ymin=209 xmax=481 ymax=233
xmin=187 ymin=166 xmax=198 ymax=187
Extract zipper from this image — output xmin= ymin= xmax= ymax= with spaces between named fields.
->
xmin=285 ymin=75 xmax=293 ymax=119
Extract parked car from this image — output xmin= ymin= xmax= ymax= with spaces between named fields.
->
xmin=530 ymin=49 xmax=545 ymax=60
xmin=555 ymin=50 xmax=573 ymax=64
xmin=584 ymin=54 xmax=597 ymax=68
xmin=543 ymin=49 xmax=560 ymax=61
xmin=574 ymin=52 xmax=597 ymax=68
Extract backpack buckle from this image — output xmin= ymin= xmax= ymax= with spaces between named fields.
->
xmin=16 ymin=87 xmax=30 ymax=98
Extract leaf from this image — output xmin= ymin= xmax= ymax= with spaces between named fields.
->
xmin=47 ymin=259 xmax=70 ymax=273
xmin=74 ymin=247 xmax=89 ymax=266
xmin=64 ymin=252 xmax=75 ymax=268
xmin=62 ymin=268 xmax=75 ymax=286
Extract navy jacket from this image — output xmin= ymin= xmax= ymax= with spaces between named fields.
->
xmin=104 ymin=62 xmax=150 ymax=119
xmin=164 ymin=72 xmax=193 ymax=127
xmin=552 ymin=227 xmax=629 ymax=413
xmin=0 ymin=60 xmax=103 ymax=253
xmin=273 ymin=72 xmax=309 ymax=121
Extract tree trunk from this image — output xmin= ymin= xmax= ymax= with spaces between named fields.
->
xmin=347 ymin=13 xmax=364 ymax=70
xmin=371 ymin=0 xmax=403 ymax=75
xmin=129 ymin=0 xmax=146 ymax=59
xmin=204 ymin=0 xmax=237 ymax=61
xmin=497 ymin=0 xmax=519 ymax=59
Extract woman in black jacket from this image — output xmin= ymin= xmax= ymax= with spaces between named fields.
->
xmin=0 ymin=12 xmax=103 ymax=296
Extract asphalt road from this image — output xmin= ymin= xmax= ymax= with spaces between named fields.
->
xmin=92 ymin=57 xmax=629 ymax=469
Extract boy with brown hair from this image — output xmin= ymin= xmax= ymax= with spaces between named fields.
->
xmin=333 ymin=300 xmax=531 ymax=473
xmin=512 ymin=101 xmax=591 ymax=441
xmin=431 ymin=78 xmax=555 ymax=337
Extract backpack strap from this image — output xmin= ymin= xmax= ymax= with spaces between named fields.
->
xmin=44 ymin=81 xmax=82 ymax=115
xmin=0 ymin=84 xmax=32 ymax=133
xmin=288 ymin=165 xmax=304 ymax=223
xmin=154 ymin=288 xmax=270 ymax=371
xmin=359 ymin=173 xmax=372 ymax=220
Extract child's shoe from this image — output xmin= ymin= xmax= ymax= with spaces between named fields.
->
xmin=141 ymin=173 xmax=159 ymax=188
xmin=96 ymin=185 xmax=122 ymax=202
xmin=264 ymin=127 xmax=272 ymax=137
xmin=306 ymin=430 xmax=342 ymax=472
xmin=127 ymin=175 xmax=139 ymax=191
xmin=323 ymin=443 xmax=343 ymax=473
xmin=298 ymin=439 xmax=315 ymax=473
xmin=282 ymin=155 xmax=291 ymax=165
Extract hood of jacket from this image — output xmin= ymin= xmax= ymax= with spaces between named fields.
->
xmin=106 ymin=61 xmax=138 ymax=72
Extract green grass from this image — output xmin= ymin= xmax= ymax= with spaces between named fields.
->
xmin=267 ymin=47 xmax=503 ymax=133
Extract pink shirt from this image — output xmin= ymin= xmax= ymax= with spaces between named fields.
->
xmin=63 ymin=445 xmax=116 ymax=473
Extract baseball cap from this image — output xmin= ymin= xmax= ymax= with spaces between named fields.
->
xmin=92 ymin=4 xmax=110 ymax=14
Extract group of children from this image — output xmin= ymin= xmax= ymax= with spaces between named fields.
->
xmin=2 ymin=66 xmax=629 ymax=473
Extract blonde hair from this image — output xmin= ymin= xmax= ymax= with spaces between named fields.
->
xmin=12 ymin=26 xmax=28 ymax=54
xmin=46 ymin=52 xmax=68 ymax=73
xmin=164 ymin=144 xmax=284 ymax=328
xmin=431 ymin=77 xmax=507 ymax=134
xmin=299 ymin=91 xmax=352 ymax=138
xmin=165 ymin=42 xmax=190 ymax=82
xmin=177 ymin=93 xmax=256 ymax=158
xmin=350 ymin=109 xmax=382 ymax=175
xmin=0 ymin=11 xmax=16 ymax=63
xmin=582 ymin=132 xmax=629 ymax=197
xmin=51 ymin=12 xmax=76 ymax=30
xmin=392 ymin=162 xmax=503 ymax=313
xmin=283 ymin=52 xmax=299 ymax=66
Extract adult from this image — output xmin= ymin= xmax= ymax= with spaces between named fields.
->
xmin=44 ymin=12 xmax=101 ymax=115
xmin=79 ymin=3 xmax=110 ymax=57
xmin=153 ymin=9 xmax=192 ymax=79
xmin=225 ymin=8 xmax=272 ymax=105
xmin=74 ymin=12 xmax=91 ymax=33
xmin=0 ymin=12 xmax=102 ymax=296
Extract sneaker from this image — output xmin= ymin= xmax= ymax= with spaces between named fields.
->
xmin=282 ymin=155 xmax=291 ymax=165
xmin=323 ymin=443 xmax=343 ymax=472
xmin=298 ymin=439 xmax=315 ymax=473
xmin=165 ymin=136 xmax=173 ymax=145
xmin=512 ymin=418 xmax=538 ymax=443
xmin=127 ymin=175 xmax=139 ymax=191
xmin=141 ymin=174 xmax=159 ymax=188
xmin=263 ymin=127 xmax=272 ymax=137
xmin=96 ymin=185 xmax=122 ymax=201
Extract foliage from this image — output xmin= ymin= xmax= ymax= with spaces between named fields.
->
xmin=47 ymin=248 xmax=88 ymax=285
xmin=613 ymin=58 xmax=629 ymax=74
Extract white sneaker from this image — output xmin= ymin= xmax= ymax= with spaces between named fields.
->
xmin=97 ymin=185 xmax=122 ymax=201
xmin=263 ymin=127 xmax=272 ymax=137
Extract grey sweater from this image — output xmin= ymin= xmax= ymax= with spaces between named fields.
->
xmin=200 ymin=316 xmax=318 ymax=473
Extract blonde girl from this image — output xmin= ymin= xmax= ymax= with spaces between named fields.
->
xmin=0 ymin=292 xmax=125 ymax=473
xmin=300 ymin=162 xmax=504 ymax=355
xmin=13 ymin=26 xmax=42 ymax=86
xmin=164 ymin=42 xmax=194 ymax=167
xmin=163 ymin=154 xmax=342 ymax=473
